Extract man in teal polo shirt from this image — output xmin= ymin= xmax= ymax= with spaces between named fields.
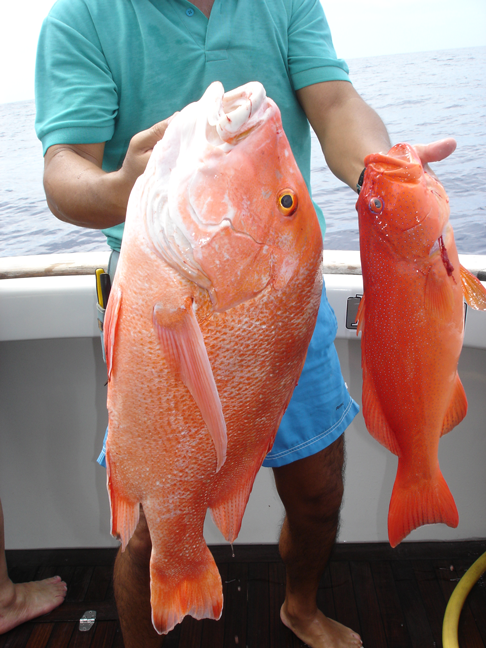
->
xmin=35 ymin=1 xmax=455 ymax=646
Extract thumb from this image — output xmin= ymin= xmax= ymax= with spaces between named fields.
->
xmin=133 ymin=112 xmax=180 ymax=153
xmin=149 ymin=112 xmax=180 ymax=146
xmin=413 ymin=138 xmax=457 ymax=165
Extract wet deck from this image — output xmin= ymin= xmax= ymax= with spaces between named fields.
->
xmin=2 ymin=541 xmax=485 ymax=647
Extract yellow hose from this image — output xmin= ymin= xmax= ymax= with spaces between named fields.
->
xmin=442 ymin=551 xmax=486 ymax=648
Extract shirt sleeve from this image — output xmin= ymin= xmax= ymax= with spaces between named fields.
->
xmin=35 ymin=0 xmax=118 ymax=155
xmin=287 ymin=0 xmax=350 ymax=91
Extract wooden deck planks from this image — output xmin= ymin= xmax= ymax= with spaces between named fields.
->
xmin=391 ymin=559 xmax=438 ymax=647
xmin=220 ymin=560 xmax=248 ymax=648
xmin=329 ymin=561 xmax=362 ymax=638
xmin=350 ymin=561 xmax=388 ymax=646
xmin=1 ymin=541 xmax=485 ymax=648
xmin=247 ymin=561 xmax=270 ymax=647
xmin=45 ymin=623 xmax=76 ymax=648
xmin=370 ymin=560 xmax=410 ymax=648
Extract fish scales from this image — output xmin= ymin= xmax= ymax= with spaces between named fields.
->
xmin=104 ymin=81 xmax=323 ymax=633
xmin=356 ymin=143 xmax=486 ymax=548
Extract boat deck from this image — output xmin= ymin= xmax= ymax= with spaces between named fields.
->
xmin=2 ymin=541 xmax=485 ymax=647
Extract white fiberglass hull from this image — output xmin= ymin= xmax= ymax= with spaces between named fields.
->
xmin=0 ymin=252 xmax=485 ymax=550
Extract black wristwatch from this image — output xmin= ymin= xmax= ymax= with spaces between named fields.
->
xmin=356 ymin=168 xmax=366 ymax=194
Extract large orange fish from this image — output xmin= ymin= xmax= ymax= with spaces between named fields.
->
xmin=356 ymin=143 xmax=486 ymax=547
xmin=103 ymin=82 xmax=323 ymax=633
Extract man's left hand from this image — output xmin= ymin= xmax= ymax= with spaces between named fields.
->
xmin=412 ymin=138 xmax=457 ymax=178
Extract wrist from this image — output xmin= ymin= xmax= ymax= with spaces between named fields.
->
xmin=105 ymin=168 xmax=135 ymax=221
xmin=356 ymin=168 xmax=366 ymax=194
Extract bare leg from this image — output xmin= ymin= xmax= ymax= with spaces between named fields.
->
xmin=272 ymin=436 xmax=362 ymax=648
xmin=0 ymin=499 xmax=67 ymax=634
xmin=113 ymin=508 xmax=164 ymax=647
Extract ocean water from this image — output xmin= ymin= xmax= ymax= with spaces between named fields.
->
xmin=1 ymin=46 xmax=485 ymax=258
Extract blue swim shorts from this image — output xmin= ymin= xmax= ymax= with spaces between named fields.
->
xmin=262 ymin=283 xmax=358 ymax=467
xmin=98 ymin=281 xmax=358 ymax=469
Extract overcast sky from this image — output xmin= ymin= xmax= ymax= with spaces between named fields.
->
xmin=1 ymin=0 xmax=485 ymax=104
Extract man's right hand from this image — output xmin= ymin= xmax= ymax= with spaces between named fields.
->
xmin=117 ymin=117 xmax=176 ymax=193
xmin=43 ymin=115 xmax=175 ymax=230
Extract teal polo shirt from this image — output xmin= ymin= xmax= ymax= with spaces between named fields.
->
xmin=35 ymin=0 xmax=350 ymax=251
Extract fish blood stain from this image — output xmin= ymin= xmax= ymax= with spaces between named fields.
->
xmin=439 ymin=235 xmax=455 ymax=277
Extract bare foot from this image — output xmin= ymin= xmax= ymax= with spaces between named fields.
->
xmin=281 ymin=602 xmax=362 ymax=648
xmin=0 ymin=576 xmax=67 ymax=634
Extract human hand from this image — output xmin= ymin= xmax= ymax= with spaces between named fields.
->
xmin=411 ymin=138 xmax=457 ymax=179
xmin=119 ymin=113 xmax=178 ymax=190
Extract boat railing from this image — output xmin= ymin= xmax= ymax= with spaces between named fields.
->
xmin=1 ymin=250 xmax=485 ymax=280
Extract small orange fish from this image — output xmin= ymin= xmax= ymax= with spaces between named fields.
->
xmin=104 ymin=82 xmax=323 ymax=632
xmin=356 ymin=143 xmax=486 ymax=547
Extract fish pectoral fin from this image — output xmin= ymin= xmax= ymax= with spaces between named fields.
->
xmin=153 ymin=299 xmax=227 ymax=471
xmin=361 ymin=355 xmax=400 ymax=455
xmin=460 ymin=265 xmax=486 ymax=310
xmin=424 ymin=262 xmax=455 ymax=319
xmin=441 ymin=374 xmax=468 ymax=436
xmin=355 ymin=292 xmax=365 ymax=335
xmin=104 ymin=285 xmax=122 ymax=380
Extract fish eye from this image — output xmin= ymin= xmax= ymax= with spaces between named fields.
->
xmin=369 ymin=197 xmax=384 ymax=213
xmin=278 ymin=190 xmax=298 ymax=216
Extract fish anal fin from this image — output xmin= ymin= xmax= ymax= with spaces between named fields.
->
xmin=210 ymin=442 xmax=273 ymax=543
xmin=388 ymin=462 xmax=458 ymax=548
xmin=441 ymin=374 xmax=468 ymax=437
xmin=460 ymin=265 xmax=486 ymax=311
xmin=107 ymin=462 xmax=140 ymax=551
xmin=361 ymin=353 xmax=400 ymax=455
xmin=424 ymin=261 xmax=455 ymax=319
xmin=355 ymin=292 xmax=365 ymax=335
xmin=210 ymin=478 xmax=253 ymax=544
xmin=153 ymin=299 xmax=227 ymax=471
xmin=104 ymin=285 xmax=122 ymax=379
xmin=150 ymin=545 xmax=222 ymax=634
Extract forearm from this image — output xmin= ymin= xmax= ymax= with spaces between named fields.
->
xmin=318 ymin=94 xmax=391 ymax=191
xmin=297 ymin=82 xmax=391 ymax=192
xmin=43 ymin=119 xmax=172 ymax=230
xmin=44 ymin=144 xmax=130 ymax=229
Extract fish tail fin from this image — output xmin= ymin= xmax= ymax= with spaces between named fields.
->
xmin=150 ymin=545 xmax=223 ymax=634
xmin=388 ymin=462 xmax=458 ymax=548
xmin=107 ymin=464 xmax=140 ymax=551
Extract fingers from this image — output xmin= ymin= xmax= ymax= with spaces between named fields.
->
xmin=132 ymin=112 xmax=178 ymax=153
xmin=413 ymin=138 xmax=457 ymax=165
xmin=120 ymin=112 xmax=179 ymax=187
xmin=147 ymin=113 xmax=179 ymax=147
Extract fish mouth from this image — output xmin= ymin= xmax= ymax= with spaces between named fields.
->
xmin=206 ymin=82 xmax=269 ymax=146
xmin=365 ymin=144 xmax=423 ymax=183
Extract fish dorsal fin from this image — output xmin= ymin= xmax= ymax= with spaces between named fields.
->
xmin=361 ymin=350 xmax=400 ymax=456
xmin=441 ymin=374 xmax=468 ymax=436
xmin=104 ymin=285 xmax=122 ymax=380
xmin=460 ymin=265 xmax=486 ymax=310
xmin=152 ymin=300 xmax=227 ymax=471
xmin=424 ymin=260 xmax=456 ymax=319
xmin=355 ymin=292 xmax=365 ymax=335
